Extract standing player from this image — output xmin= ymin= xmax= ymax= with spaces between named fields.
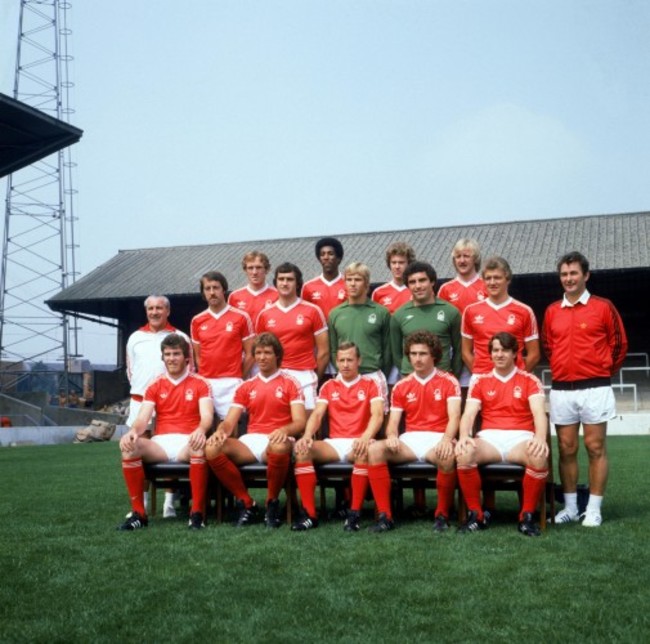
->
xmin=461 ymin=256 xmax=540 ymax=375
xmin=228 ymin=250 xmax=278 ymax=325
xmin=118 ymin=334 xmax=214 ymax=531
xmin=301 ymin=237 xmax=347 ymax=317
xmin=371 ymin=241 xmax=416 ymax=314
xmin=256 ymin=263 xmax=329 ymax=410
xmin=455 ymin=332 xmax=549 ymax=537
xmin=191 ymin=271 xmax=255 ymax=421
xmin=291 ymin=342 xmax=384 ymax=531
xmin=390 ymin=261 xmax=462 ymax=379
xmin=205 ymin=333 xmax=306 ymax=528
xmin=328 ymin=262 xmax=392 ymax=403
xmin=437 ymin=238 xmax=486 ymax=316
xmin=367 ymin=331 xmax=461 ymax=532
xmin=542 ymin=251 xmax=627 ymax=527
xmin=125 ymin=294 xmax=192 ymax=518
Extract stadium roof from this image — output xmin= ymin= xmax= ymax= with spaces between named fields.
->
xmin=0 ymin=93 xmax=83 ymax=178
xmin=47 ymin=211 xmax=649 ymax=318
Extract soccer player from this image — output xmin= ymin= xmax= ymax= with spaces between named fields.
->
xmin=542 ymin=251 xmax=628 ymax=527
xmin=437 ymin=238 xmax=486 ymax=315
xmin=205 ymin=332 xmax=306 ymax=528
xmin=118 ymin=334 xmax=214 ymax=531
xmin=301 ymin=237 xmax=347 ymax=316
xmin=328 ymin=262 xmax=392 ymax=404
xmin=367 ymin=331 xmax=461 ymax=532
xmin=256 ymin=262 xmax=329 ymax=409
xmin=228 ymin=250 xmax=278 ymax=325
xmin=371 ymin=241 xmax=416 ymax=314
xmin=191 ymin=271 xmax=255 ymax=420
xmin=125 ymin=294 xmax=192 ymax=517
xmin=461 ymin=256 xmax=540 ymax=375
xmin=455 ymin=332 xmax=549 ymax=537
xmin=291 ymin=342 xmax=384 ymax=531
xmin=390 ymin=261 xmax=462 ymax=378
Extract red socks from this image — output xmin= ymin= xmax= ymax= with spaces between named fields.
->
xmin=520 ymin=467 xmax=548 ymax=519
xmin=457 ymin=465 xmax=483 ymax=520
xmin=351 ymin=463 xmax=369 ymax=512
xmin=266 ymin=452 xmax=290 ymax=502
xmin=207 ymin=453 xmax=254 ymax=507
xmin=295 ymin=460 xmax=318 ymax=518
xmin=189 ymin=456 xmax=208 ymax=515
xmin=435 ymin=470 xmax=457 ymax=519
xmin=368 ymin=463 xmax=392 ymax=519
xmin=122 ymin=457 xmax=146 ymax=515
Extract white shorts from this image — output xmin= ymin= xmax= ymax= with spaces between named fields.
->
xmin=477 ymin=429 xmax=533 ymax=462
xmin=549 ymin=387 xmax=616 ymax=425
xmin=208 ymin=377 xmax=242 ymax=418
xmin=387 ymin=365 xmax=401 ymax=386
xmin=364 ymin=369 xmax=389 ymax=410
xmin=239 ymin=433 xmax=270 ymax=462
xmin=399 ymin=431 xmax=445 ymax=462
xmin=151 ymin=433 xmax=189 ymax=462
xmin=284 ymin=369 xmax=318 ymax=410
xmin=324 ymin=438 xmax=356 ymax=462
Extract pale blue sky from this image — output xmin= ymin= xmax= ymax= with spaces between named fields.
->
xmin=2 ymin=1 xmax=649 ymax=362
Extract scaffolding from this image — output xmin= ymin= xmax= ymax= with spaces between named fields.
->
xmin=0 ymin=0 xmax=79 ymax=393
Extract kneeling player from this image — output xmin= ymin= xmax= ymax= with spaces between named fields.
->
xmin=367 ymin=330 xmax=461 ymax=532
xmin=118 ymin=334 xmax=214 ymax=530
xmin=205 ymin=333 xmax=306 ymax=528
xmin=292 ymin=342 xmax=384 ymax=531
xmin=455 ymin=332 xmax=549 ymax=536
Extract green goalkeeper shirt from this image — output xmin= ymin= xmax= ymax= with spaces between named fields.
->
xmin=328 ymin=300 xmax=392 ymax=375
xmin=390 ymin=299 xmax=462 ymax=377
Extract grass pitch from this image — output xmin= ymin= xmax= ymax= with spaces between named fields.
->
xmin=1 ymin=437 xmax=649 ymax=643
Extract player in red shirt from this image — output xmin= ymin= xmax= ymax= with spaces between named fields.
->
xmin=301 ymin=237 xmax=347 ymax=317
xmin=256 ymin=262 xmax=329 ymax=410
xmin=367 ymin=330 xmax=461 ymax=532
xmin=461 ymin=256 xmax=540 ymax=375
xmin=205 ymin=332 xmax=307 ymax=528
xmin=438 ymin=238 xmax=487 ymax=316
xmin=191 ymin=271 xmax=255 ymax=419
xmin=542 ymin=251 xmax=628 ymax=527
xmin=227 ymin=250 xmax=278 ymax=326
xmin=118 ymin=334 xmax=214 ymax=531
xmin=371 ymin=241 xmax=416 ymax=314
xmin=291 ymin=342 xmax=385 ymax=532
xmin=455 ymin=332 xmax=549 ymax=536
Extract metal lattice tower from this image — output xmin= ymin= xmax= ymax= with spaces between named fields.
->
xmin=0 ymin=0 xmax=79 ymax=391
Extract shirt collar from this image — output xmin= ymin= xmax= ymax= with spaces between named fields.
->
xmin=561 ymin=289 xmax=591 ymax=308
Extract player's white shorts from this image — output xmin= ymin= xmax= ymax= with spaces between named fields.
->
xmin=284 ymin=369 xmax=318 ymax=410
xmin=208 ymin=377 xmax=242 ymax=418
xmin=239 ymin=433 xmax=270 ymax=462
xmin=387 ymin=365 xmax=401 ymax=386
xmin=549 ymin=387 xmax=616 ymax=425
xmin=399 ymin=431 xmax=445 ymax=462
xmin=324 ymin=438 xmax=356 ymax=462
xmin=151 ymin=433 xmax=189 ymax=462
xmin=364 ymin=369 xmax=389 ymax=410
xmin=476 ymin=429 xmax=533 ymax=462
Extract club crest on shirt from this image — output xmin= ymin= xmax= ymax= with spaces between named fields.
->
xmin=296 ymin=314 xmax=304 ymax=326
xmin=226 ymin=322 xmax=233 ymax=332
xmin=368 ymin=313 xmax=377 ymax=324
xmin=437 ymin=311 xmax=445 ymax=321
xmin=507 ymin=314 xmax=516 ymax=326
xmin=337 ymin=289 xmax=346 ymax=300
xmin=275 ymin=386 xmax=284 ymax=398
xmin=185 ymin=389 xmax=194 ymax=401
xmin=433 ymin=388 xmax=442 ymax=401
xmin=265 ymin=299 xmax=274 ymax=308
xmin=513 ymin=386 xmax=522 ymax=399
xmin=357 ymin=389 xmax=366 ymax=401
xmin=478 ymin=291 xmax=486 ymax=300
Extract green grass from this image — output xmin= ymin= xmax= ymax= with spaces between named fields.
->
xmin=1 ymin=437 xmax=649 ymax=643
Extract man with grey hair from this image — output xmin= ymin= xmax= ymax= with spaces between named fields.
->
xmin=125 ymin=294 xmax=192 ymax=517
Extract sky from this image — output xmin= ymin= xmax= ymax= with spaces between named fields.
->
xmin=1 ymin=1 xmax=650 ymax=364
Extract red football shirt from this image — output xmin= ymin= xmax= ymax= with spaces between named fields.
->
xmin=371 ymin=281 xmax=411 ymax=314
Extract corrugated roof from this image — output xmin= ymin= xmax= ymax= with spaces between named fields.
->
xmin=49 ymin=211 xmax=649 ymax=305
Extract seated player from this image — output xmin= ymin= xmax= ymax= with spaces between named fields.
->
xmin=291 ymin=342 xmax=385 ymax=532
xmin=367 ymin=330 xmax=461 ymax=533
xmin=205 ymin=332 xmax=306 ymax=528
xmin=118 ymin=333 xmax=214 ymax=531
xmin=455 ymin=332 xmax=549 ymax=536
